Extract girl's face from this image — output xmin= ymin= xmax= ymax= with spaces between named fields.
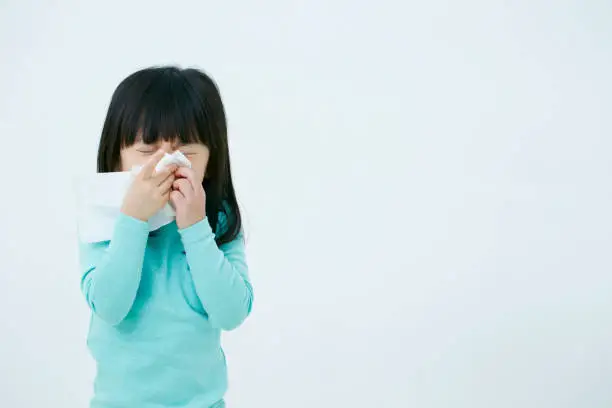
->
xmin=120 ymin=139 xmax=210 ymax=182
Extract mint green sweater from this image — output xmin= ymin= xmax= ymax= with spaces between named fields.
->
xmin=79 ymin=213 xmax=253 ymax=408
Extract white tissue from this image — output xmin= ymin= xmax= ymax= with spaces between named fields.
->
xmin=149 ymin=150 xmax=191 ymax=172
xmin=130 ymin=150 xmax=192 ymax=218
xmin=75 ymin=151 xmax=192 ymax=243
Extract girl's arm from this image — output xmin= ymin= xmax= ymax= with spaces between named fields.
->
xmin=79 ymin=214 xmax=149 ymax=326
xmin=179 ymin=217 xmax=253 ymax=331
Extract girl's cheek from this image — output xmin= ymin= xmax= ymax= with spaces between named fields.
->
xmin=119 ymin=151 xmax=150 ymax=171
xmin=197 ymin=164 xmax=208 ymax=183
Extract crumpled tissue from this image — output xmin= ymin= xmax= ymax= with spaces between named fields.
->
xmin=74 ymin=151 xmax=191 ymax=243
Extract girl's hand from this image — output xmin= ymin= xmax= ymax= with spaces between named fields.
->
xmin=170 ymin=167 xmax=206 ymax=229
xmin=121 ymin=150 xmax=178 ymax=221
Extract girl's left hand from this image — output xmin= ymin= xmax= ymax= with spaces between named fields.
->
xmin=170 ymin=167 xmax=206 ymax=230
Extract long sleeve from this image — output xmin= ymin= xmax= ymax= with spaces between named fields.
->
xmin=79 ymin=213 xmax=150 ymax=326
xmin=178 ymin=217 xmax=253 ymax=331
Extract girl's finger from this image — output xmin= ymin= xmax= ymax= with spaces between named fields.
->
xmin=170 ymin=190 xmax=185 ymax=208
xmin=141 ymin=150 xmax=166 ymax=179
xmin=174 ymin=167 xmax=199 ymax=191
xmin=173 ymin=178 xmax=194 ymax=199
xmin=152 ymin=164 xmax=178 ymax=184
xmin=158 ymin=174 xmax=175 ymax=194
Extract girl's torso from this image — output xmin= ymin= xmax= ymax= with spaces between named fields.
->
xmin=88 ymin=222 xmax=227 ymax=408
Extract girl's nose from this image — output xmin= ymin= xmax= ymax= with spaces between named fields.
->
xmin=159 ymin=141 xmax=174 ymax=154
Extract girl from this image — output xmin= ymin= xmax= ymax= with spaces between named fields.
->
xmin=79 ymin=66 xmax=253 ymax=408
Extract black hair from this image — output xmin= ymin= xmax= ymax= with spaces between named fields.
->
xmin=97 ymin=66 xmax=241 ymax=245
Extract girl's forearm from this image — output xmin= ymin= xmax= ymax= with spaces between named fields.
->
xmin=80 ymin=214 xmax=149 ymax=325
xmin=179 ymin=219 xmax=253 ymax=331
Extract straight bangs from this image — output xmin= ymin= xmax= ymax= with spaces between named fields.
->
xmin=116 ymin=68 xmax=212 ymax=149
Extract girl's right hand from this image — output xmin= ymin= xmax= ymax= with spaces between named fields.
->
xmin=120 ymin=150 xmax=178 ymax=221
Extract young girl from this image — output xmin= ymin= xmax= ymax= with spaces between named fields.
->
xmin=79 ymin=66 xmax=253 ymax=408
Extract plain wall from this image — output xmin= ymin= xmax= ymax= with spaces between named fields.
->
xmin=0 ymin=1 xmax=610 ymax=407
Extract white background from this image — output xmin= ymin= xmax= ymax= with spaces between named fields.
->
xmin=1 ymin=1 xmax=611 ymax=407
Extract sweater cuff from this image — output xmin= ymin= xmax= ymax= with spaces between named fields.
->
xmin=109 ymin=213 xmax=150 ymax=252
xmin=178 ymin=217 xmax=216 ymax=246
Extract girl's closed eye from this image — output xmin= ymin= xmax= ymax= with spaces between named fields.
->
xmin=179 ymin=143 xmax=203 ymax=157
xmin=136 ymin=146 xmax=157 ymax=155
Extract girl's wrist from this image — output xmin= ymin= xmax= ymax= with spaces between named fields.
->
xmin=120 ymin=206 xmax=148 ymax=222
xmin=179 ymin=217 xmax=214 ymax=245
xmin=177 ymin=214 xmax=205 ymax=230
